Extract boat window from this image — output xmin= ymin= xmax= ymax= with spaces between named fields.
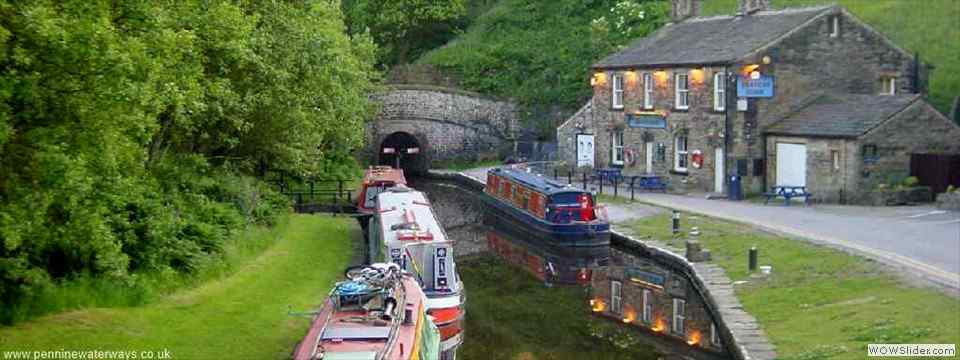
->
xmin=547 ymin=192 xmax=596 ymax=222
xmin=363 ymin=183 xmax=391 ymax=208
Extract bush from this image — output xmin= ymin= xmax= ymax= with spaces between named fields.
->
xmin=903 ymin=176 xmax=920 ymax=187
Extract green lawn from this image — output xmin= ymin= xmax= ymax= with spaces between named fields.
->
xmin=703 ymin=0 xmax=960 ymax=115
xmin=0 ymin=215 xmax=356 ymax=359
xmin=458 ymin=256 xmax=659 ymax=360
xmin=623 ymin=214 xmax=960 ymax=360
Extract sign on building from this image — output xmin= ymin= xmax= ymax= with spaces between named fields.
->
xmin=737 ymin=75 xmax=775 ymax=98
xmin=626 ymin=113 xmax=667 ymax=129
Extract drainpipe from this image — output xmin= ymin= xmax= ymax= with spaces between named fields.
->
xmin=724 ymin=65 xmax=734 ymax=193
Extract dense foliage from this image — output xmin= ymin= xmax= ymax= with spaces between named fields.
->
xmin=0 ymin=0 xmax=377 ymax=323
xmin=417 ymin=0 xmax=669 ymax=137
xmin=343 ymin=0 xmax=468 ymax=66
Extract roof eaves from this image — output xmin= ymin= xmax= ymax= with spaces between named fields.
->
xmin=591 ymin=60 xmax=732 ymax=70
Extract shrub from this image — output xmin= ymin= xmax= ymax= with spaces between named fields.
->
xmin=903 ymin=176 xmax=920 ymax=187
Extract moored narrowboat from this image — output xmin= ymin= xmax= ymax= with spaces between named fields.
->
xmin=370 ymin=186 xmax=465 ymax=360
xmin=358 ymin=166 xmax=408 ymax=216
xmin=291 ymin=263 xmax=440 ymax=360
xmin=482 ymin=167 xmax=610 ymax=247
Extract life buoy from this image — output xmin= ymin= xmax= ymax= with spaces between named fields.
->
xmin=623 ymin=149 xmax=636 ymax=166
xmin=692 ymin=150 xmax=703 ymax=169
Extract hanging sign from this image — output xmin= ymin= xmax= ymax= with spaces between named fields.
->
xmin=737 ymin=75 xmax=775 ymax=98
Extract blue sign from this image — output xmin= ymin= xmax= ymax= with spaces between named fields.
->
xmin=737 ymin=75 xmax=775 ymax=98
xmin=626 ymin=268 xmax=665 ymax=288
xmin=626 ymin=113 xmax=667 ymax=129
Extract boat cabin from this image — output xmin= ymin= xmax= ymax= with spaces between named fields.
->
xmin=485 ymin=168 xmax=598 ymax=223
xmin=358 ymin=166 xmax=407 ymax=214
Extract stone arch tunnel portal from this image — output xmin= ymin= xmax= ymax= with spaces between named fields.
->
xmin=378 ymin=131 xmax=427 ymax=175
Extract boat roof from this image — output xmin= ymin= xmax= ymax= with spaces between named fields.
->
xmin=489 ymin=167 xmax=587 ymax=196
xmin=376 ymin=187 xmax=451 ymax=245
xmin=363 ymin=166 xmax=406 ymax=184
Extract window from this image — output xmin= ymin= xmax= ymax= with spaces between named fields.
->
xmin=642 ymin=289 xmax=653 ymax=324
xmin=828 ymin=15 xmax=840 ymax=37
xmin=643 ymin=73 xmax=654 ymax=109
xmin=675 ymin=73 xmax=689 ymax=110
xmin=672 ymin=298 xmax=686 ymax=335
xmin=831 ymin=150 xmax=841 ymax=171
xmin=611 ymin=280 xmax=623 ymax=314
xmin=612 ymin=74 xmax=624 ymax=109
xmin=711 ymin=323 xmax=721 ymax=346
xmin=713 ymin=72 xmax=726 ymax=111
xmin=674 ymin=135 xmax=688 ymax=172
xmin=881 ymin=77 xmax=897 ymax=95
xmin=611 ymin=131 xmax=625 ymax=165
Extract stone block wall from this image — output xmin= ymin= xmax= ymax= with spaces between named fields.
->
xmin=765 ymin=135 xmax=859 ymax=203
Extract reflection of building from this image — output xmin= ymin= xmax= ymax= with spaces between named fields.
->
xmin=558 ymin=0 xmax=960 ymax=203
xmin=591 ymin=248 xmax=727 ymax=358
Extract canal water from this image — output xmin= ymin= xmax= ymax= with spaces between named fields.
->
xmin=409 ymin=177 xmax=665 ymax=359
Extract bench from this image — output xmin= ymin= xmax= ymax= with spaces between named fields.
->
xmin=627 ymin=175 xmax=667 ymax=192
xmin=592 ymin=168 xmax=623 ymax=186
xmin=763 ymin=186 xmax=812 ymax=206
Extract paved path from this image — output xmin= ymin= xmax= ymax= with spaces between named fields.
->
xmin=609 ymin=190 xmax=960 ymax=291
xmin=456 ymin=166 xmax=960 ymax=291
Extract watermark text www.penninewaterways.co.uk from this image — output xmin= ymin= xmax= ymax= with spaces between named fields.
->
xmin=2 ymin=349 xmax=172 ymax=360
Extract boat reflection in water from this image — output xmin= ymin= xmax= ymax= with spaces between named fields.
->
xmin=484 ymin=214 xmax=609 ymax=285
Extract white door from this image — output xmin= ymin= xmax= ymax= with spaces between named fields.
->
xmin=645 ymin=142 xmax=654 ymax=174
xmin=714 ymin=147 xmax=724 ymax=193
xmin=576 ymin=134 xmax=595 ymax=168
xmin=776 ymin=143 xmax=807 ymax=187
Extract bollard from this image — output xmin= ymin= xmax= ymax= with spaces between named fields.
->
xmin=613 ymin=177 xmax=618 ymax=197
xmin=554 ymin=168 xmax=558 ymax=180
xmin=599 ymin=178 xmax=603 ymax=194
xmin=567 ymin=170 xmax=572 ymax=184
xmin=749 ymin=246 xmax=758 ymax=272
xmin=672 ymin=210 xmax=680 ymax=235
xmin=630 ymin=177 xmax=636 ymax=201
xmin=582 ymin=173 xmax=588 ymax=189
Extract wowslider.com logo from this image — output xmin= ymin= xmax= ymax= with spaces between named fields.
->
xmin=868 ymin=344 xmax=956 ymax=357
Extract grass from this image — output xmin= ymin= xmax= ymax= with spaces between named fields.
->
xmin=458 ymin=255 xmax=660 ymax=360
xmin=622 ymin=214 xmax=960 ymax=360
xmin=702 ymin=0 xmax=960 ymax=115
xmin=433 ymin=158 xmax=502 ymax=171
xmin=0 ymin=215 xmax=356 ymax=359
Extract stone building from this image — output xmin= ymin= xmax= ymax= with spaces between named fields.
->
xmin=557 ymin=0 xmax=960 ymax=202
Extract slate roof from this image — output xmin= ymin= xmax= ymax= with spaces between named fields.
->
xmin=764 ymin=93 xmax=921 ymax=138
xmin=593 ymin=6 xmax=833 ymax=68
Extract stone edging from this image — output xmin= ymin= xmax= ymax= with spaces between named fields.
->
xmin=427 ymin=169 xmax=776 ymax=360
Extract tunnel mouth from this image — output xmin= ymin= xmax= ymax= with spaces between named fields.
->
xmin=379 ymin=132 xmax=425 ymax=175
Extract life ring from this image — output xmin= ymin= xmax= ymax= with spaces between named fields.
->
xmin=692 ymin=150 xmax=703 ymax=169
xmin=624 ymin=149 xmax=637 ymax=166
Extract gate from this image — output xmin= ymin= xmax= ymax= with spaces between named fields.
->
xmin=910 ymin=154 xmax=960 ymax=193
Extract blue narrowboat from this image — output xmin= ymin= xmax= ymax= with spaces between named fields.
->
xmin=482 ymin=167 xmax=610 ymax=247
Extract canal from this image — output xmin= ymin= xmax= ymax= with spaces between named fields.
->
xmin=409 ymin=177 xmax=665 ymax=360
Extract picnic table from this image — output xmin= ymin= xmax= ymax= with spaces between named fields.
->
xmin=763 ymin=185 xmax=812 ymax=206
xmin=627 ymin=174 xmax=667 ymax=192
xmin=592 ymin=168 xmax=623 ymax=186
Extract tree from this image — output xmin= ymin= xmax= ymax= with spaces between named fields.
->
xmin=343 ymin=0 xmax=467 ymax=65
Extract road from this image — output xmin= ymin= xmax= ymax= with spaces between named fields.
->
xmin=455 ymin=166 xmax=960 ymax=291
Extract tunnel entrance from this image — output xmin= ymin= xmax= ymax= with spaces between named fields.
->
xmin=379 ymin=132 xmax=426 ymax=175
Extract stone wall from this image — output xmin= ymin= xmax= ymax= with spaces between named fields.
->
xmin=367 ymin=85 xmax=519 ymax=170
xmin=765 ymin=135 xmax=859 ymax=203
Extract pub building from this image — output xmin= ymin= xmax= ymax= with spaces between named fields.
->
xmin=558 ymin=0 xmax=960 ymax=203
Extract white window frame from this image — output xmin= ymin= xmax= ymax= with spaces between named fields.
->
xmin=611 ymin=131 xmax=625 ymax=165
xmin=711 ymin=323 xmax=721 ymax=346
xmin=611 ymin=280 xmax=623 ymax=314
xmin=831 ymin=150 xmax=841 ymax=171
xmin=882 ymin=77 xmax=897 ymax=95
xmin=612 ymin=74 xmax=624 ymax=109
xmin=674 ymin=73 xmax=689 ymax=110
xmin=713 ymin=72 xmax=726 ymax=111
xmin=829 ymin=15 xmax=840 ymax=37
xmin=674 ymin=135 xmax=688 ymax=172
xmin=672 ymin=298 xmax=686 ymax=335
xmin=642 ymin=288 xmax=653 ymax=324
xmin=643 ymin=73 xmax=654 ymax=109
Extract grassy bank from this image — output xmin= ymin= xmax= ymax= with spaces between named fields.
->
xmin=458 ymin=255 xmax=659 ymax=360
xmin=702 ymin=0 xmax=960 ymax=115
xmin=0 ymin=215 xmax=356 ymax=359
xmin=622 ymin=214 xmax=960 ymax=360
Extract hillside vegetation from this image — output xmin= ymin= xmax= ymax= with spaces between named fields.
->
xmin=702 ymin=0 xmax=959 ymax=115
xmin=417 ymin=0 xmax=958 ymax=131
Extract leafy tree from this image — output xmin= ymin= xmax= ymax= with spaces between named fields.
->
xmin=343 ymin=0 xmax=467 ymax=65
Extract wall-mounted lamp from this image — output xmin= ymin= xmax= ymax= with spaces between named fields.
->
xmin=750 ymin=70 xmax=761 ymax=79
xmin=762 ymin=55 xmax=772 ymax=64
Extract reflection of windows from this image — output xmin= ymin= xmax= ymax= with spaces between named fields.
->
xmin=611 ymin=280 xmax=623 ymax=314
xmin=862 ymin=144 xmax=879 ymax=164
xmin=828 ymin=15 xmax=840 ymax=37
xmin=672 ymin=298 xmax=686 ymax=335
xmin=713 ymin=72 xmax=726 ymax=111
xmin=643 ymin=73 xmax=654 ymax=109
xmin=881 ymin=77 xmax=897 ymax=95
xmin=675 ymin=73 xmax=689 ymax=110
xmin=642 ymin=288 xmax=653 ymax=324
xmin=674 ymin=136 xmax=688 ymax=171
xmin=612 ymin=131 xmax=624 ymax=165
xmin=612 ymin=74 xmax=624 ymax=109
xmin=711 ymin=323 xmax=721 ymax=346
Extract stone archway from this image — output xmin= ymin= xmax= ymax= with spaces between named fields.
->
xmin=379 ymin=131 xmax=428 ymax=175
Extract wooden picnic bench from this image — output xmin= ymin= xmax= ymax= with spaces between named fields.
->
xmin=592 ymin=167 xmax=623 ymax=186
xmin=763 ymin=185 xmax=812 ymax=206
xmin=628 ymin=175 xmax=667 ymax=192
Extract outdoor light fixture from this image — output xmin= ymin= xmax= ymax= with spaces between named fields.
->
xmin=686 ymin=330 xmax=702 ymax=346
xmin=750 ymin=70 xmax=761 ymax=80
xmin=591 ymin=72 xmax=606 ymax=86
xmin=762 ymin=55 xmax=772 ymax=64
xmin=689 ymin=68 xmax=705 ymax=84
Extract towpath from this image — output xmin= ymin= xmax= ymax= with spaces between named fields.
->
xmin=455 ymin=166 xmax=960 ymax=292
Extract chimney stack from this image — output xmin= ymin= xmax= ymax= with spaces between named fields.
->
xmin=671 ymin=0 xmax=701 ymax=22
xmin=738 ymin=0 xmax=770 ymax=15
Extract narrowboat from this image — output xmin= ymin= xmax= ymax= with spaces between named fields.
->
xmin=482 ymin=167 xmax=610 ymax=247
xmin=485 ymin=224 xmax=609 ymax=285
xmin=369 ymin=186 xmax=465 ymax=360
xmin=358 ymin=166 xmax=408 ymax=216
xmin=292 ymin=263 xmax=441 ymax=360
